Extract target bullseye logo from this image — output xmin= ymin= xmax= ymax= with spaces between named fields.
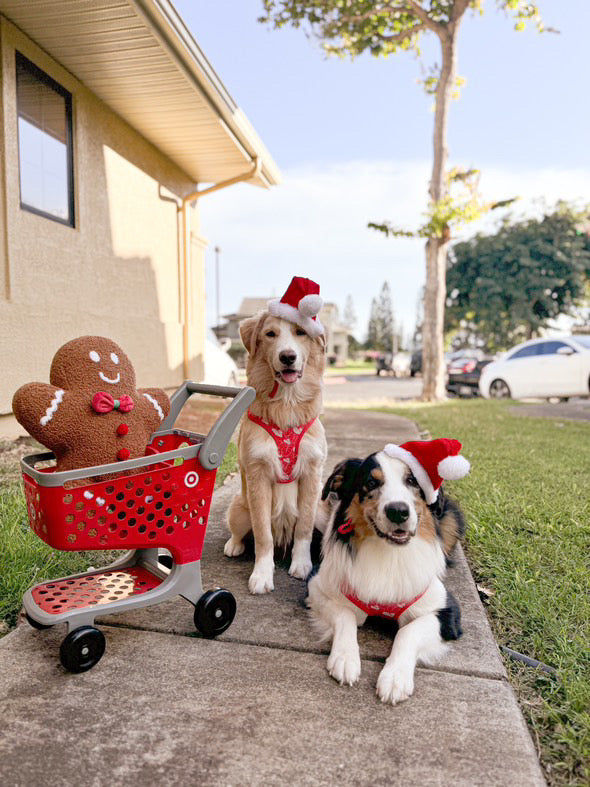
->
xmin=184 ymin=471 xmax=199 ymax=488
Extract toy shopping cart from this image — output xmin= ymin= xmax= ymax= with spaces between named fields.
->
xmin=19 ymin=381 xmax=255 ymax=673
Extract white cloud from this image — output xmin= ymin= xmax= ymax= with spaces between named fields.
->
xmin=199 ymin=160 xmax=590 ymax=344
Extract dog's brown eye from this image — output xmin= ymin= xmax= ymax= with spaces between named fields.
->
xmin=265 ymin=331 xmax=277 ymax=338
xmin=366 ymin=478 xmax=378 ymax=491
xmin=295 ymin=328 xmax=307 ymax=336
xmin=406 ymin=474 xmax=418 ymax=487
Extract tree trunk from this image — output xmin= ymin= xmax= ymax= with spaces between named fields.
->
xmin=421 ymin=27 xmax=459 ymax=401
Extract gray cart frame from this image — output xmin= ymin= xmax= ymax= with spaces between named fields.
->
xmin=21 ymin=382 xmax=254 ymax=635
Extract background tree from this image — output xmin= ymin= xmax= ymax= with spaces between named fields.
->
xmin=366 ymin=297 xmax=380 ymax=349
xmin=378 ymin=281 xmax=395 ymax=353
xmin=445 ymin=205 xmax=590 ymax=350
xmin=260 ymin=0 xmax=550 ymax=401
xmin=343 ymin=294 xmax=357 ymax=333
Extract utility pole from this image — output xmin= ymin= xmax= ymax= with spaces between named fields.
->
xmin=214 ymin=245 xmax=221 ymax=329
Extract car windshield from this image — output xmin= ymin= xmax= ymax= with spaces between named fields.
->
xmin=572 ymin=335 xmax=590 ymax=349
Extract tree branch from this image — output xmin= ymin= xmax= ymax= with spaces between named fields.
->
xmin=373 ymin=23 xmax=427 ymax=43
xmin=451 ymin=0 xmax=471 ymax=23
xmin=401 ymin=0 xmax=446 ymax=35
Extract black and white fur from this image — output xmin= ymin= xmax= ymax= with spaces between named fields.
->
xmin=308 ymin=451 xmax=465 ymax=704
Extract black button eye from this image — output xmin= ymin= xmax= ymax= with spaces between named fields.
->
xmin=265 ymin=330 xmax=277 ymax=338
xmin=296 ymin=328 xmax=306 ymax=336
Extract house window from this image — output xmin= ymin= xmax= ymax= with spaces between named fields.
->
xmin=16 ymin=52 xmax=74 ymax=226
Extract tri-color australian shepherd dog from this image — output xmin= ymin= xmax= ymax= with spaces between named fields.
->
xmin=308 ymin=441 xmax=468 ymax=705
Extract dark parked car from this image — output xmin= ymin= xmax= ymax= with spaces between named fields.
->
xmin=376 ymin=352 xmax=393 ymax=375
xmin=410 ymin=350 xmax=422 ymax=377
xmin=446 ymin=357 xmax=493 ymax=397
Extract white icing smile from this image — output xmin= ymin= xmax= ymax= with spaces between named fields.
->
xmin=99 ymin=371 xmax=120 ymax=384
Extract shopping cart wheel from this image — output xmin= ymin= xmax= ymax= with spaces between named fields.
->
xmin=194 ymin=589 xmax=236 ymax=638
xmin=25 ymin=613 xmax=52 ymax=630
xmin=60 ymin=626 xmax=106 ymax=673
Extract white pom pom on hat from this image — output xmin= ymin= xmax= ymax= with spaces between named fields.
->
xmin=438 ymin=454 xmax=470 ymax=481
xmin=383 ymin=437 xmax=470 ymax=504
xmin=298 ymin=293 xmax=323 ymax=317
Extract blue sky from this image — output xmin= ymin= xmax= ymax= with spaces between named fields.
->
xmin=173 ymin=0 xmax=590 ymax=341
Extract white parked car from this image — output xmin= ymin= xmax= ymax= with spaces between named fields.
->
xmin=204 ymin=330 xmax=239 ymax=387
xmin=479 ymin=335 xmax=590 ymax=400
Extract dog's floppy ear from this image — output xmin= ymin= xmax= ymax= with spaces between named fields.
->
xmin=239 ymin=313 xmax=267 ymax=356
xmin=322 ymin=458 xmax=362 ymax=501
xmin=314 ymin=332 xmax=326 ymax=352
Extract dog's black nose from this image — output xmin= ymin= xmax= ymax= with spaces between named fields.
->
xmin=385 ymin=502 xmax=410 ymax=524
xmin=279 ymin=351 xmax=297 ymax=367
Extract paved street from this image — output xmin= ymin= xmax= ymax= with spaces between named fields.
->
xmin=324 ymin=374 xmax=423 ymax=404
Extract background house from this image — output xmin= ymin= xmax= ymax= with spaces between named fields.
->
xmin=214 ymin=297 xmax=349 ymax=366
xmin=0 ymin=0 xmax=279 ymax=435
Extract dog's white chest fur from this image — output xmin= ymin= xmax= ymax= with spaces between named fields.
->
xmin=323 ymin=536 xmax=446 ymax=605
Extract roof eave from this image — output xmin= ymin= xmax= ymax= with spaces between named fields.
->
xmin=135 ymin=0 xmax=281 ymax=187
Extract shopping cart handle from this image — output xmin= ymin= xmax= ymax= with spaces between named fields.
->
xmin=160 ymin=381 xmax=255 ymax=470
xmin=200 ymin=386 xmax=255 ymax=469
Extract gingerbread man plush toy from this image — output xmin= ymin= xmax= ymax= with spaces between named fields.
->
xmin=13 ymin=336 xmax=170 ymax=472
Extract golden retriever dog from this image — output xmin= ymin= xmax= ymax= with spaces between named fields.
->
xmin=224 ymin=296 xmax=327 ymax=594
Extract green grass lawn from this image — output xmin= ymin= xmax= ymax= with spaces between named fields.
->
xmin=378 ymin=399 xmax=589 ymax=787
xmin=0 ymin=440 xmax=238 ymax=634
xmin=324 ymin=360 xmax=375 ymax=376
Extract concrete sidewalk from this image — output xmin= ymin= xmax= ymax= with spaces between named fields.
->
xmin=0 ymin=410 xmax=545 ymax=786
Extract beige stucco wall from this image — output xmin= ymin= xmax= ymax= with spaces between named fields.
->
xmin=0 ymin=17 xmax=207 ymax=429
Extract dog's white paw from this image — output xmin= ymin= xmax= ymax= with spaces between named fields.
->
xmin=224 ymin=536 xmax=245 ymax=558
xmin=289 ymin=539 xmax=312 ymax=580
xmin=376 ymin=665 xmax=414 ymax=705
xmin=288 ymin=556 xmax=312 ymax=580
xmin=248 ymin=564 xmax=274 ymax=594
xmin=327 ymin=648 xmax=361 ymax=686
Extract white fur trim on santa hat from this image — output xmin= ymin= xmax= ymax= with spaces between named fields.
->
xmin=298 ymin=293 xmax=323 ymax=317
xmin=438 ymin=454 xmax=470 ymax=480
xmin=383 ymin=444 xmax=438 ymax=504
xmin=268 ymin=299 xmax=325 ymax=337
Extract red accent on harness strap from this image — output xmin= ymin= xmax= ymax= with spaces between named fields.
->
xmin=269 ymin=381 xmax=279 ymax=399
xmin=342 ymin=586 xmax=428 ymax=621
xmin=247 ymin=411 xmax=316 ymax=483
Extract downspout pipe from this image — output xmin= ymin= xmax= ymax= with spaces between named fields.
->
xmin=179 ymin=157 xmax=261 ymax=380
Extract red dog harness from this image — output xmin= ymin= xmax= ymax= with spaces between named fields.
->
xmin=247 ymin=412 xmax=316 ymax=484
xmin=343 ymin=586 xmax=427 ymax=621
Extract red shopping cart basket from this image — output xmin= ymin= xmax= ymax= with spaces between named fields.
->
xmin=19 ymin=381 xmax=255 ymax=673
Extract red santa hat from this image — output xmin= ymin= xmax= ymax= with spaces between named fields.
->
xmin=268 ymin=276 xmax=324 ymax=337
xmin=383 ymin=438 xmax=470 ymax=504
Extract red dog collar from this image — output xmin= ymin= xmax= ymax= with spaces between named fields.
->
xmin=247 ymin=411 xmax=316 ymax=483
xmin=342 ymin=586 xmax=427 ymax=620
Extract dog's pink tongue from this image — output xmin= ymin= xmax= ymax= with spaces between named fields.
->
xmin=281 ymin=370 xmax=299 ymax=384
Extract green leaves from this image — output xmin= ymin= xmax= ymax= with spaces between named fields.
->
xmin=369 ymin=166 xmax=516 ymax=241
xmin=445 ymin=204 xmax=590 ymax=350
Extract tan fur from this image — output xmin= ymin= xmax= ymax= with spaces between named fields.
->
xmin=439 ymin=510 xmax=461 ymax=557
xmin=416 ymin=498 xmax=438 ymax=544
xmin=347 ymin=495 xmax=378 ymax=545
xmin=226 ymin=311 xmax=327 ymax=592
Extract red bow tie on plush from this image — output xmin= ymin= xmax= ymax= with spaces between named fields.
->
xmin=92 ymin=392 xmax=134 ymax=414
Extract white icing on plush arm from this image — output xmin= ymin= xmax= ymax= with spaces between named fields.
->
xmin=143 ymin=392 xmax=164 ymax=421
xmin=40 ymin=389 xmax=65 ymax=426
